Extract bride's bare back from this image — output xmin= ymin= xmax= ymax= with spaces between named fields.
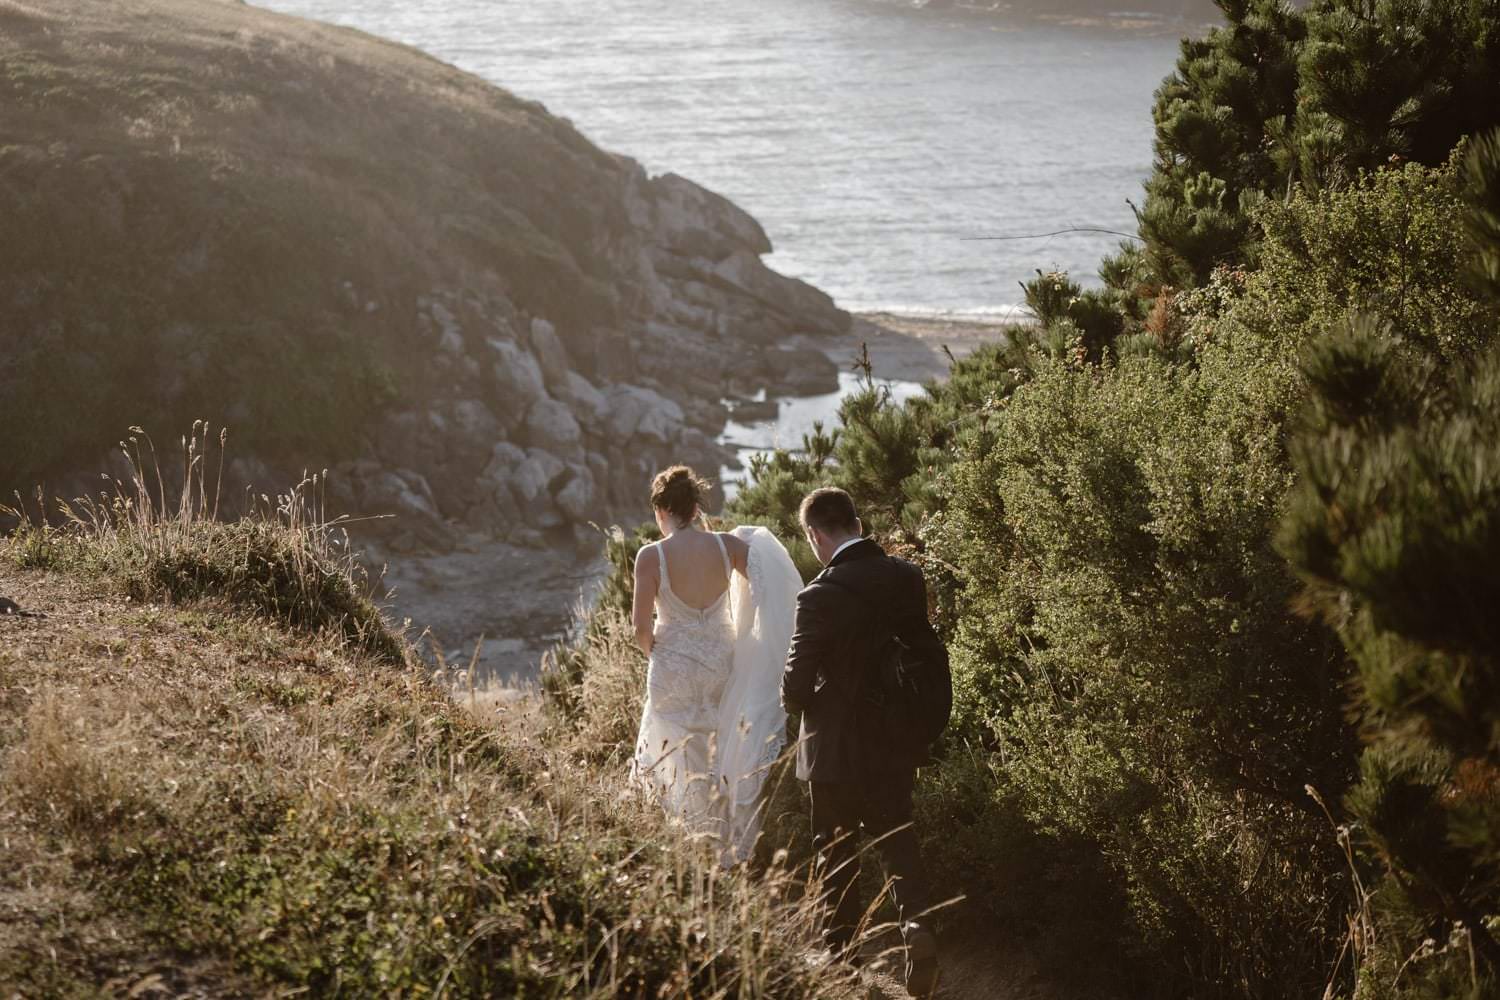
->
xmin=633 ymin=529 xmax=750 ymax=652
xmin=660 ymin=530 xmax=749 ymax=608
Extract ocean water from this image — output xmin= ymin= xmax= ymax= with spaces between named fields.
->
xmin=257 ymin=0 xmax=1182 ymax=315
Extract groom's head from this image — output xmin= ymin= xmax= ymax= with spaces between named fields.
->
xmin=799 ymin=487 xmax=863 ymax=566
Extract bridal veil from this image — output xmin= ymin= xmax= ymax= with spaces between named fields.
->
xmin=713 ymin=525 xmax=798 ymax=863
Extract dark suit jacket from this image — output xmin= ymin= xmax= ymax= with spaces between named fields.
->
xmin=780 ymin=538 xmax=946 ymax=782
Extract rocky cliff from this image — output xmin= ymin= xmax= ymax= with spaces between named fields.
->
xmin=0 ymin=0 xmax=847 ymax=550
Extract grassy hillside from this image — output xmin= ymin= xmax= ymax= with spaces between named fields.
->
xmin=0 ymin=464 xmax=848 ymax=997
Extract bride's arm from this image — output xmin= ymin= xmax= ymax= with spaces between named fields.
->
xmin=631 ymin=545 xmax=659 ymax=656
xmin=722 ymin=532 xmax=751 ymax=576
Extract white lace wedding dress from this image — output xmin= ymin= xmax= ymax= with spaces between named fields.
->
xmin=633 ymin=526 xmax=799 ymax=864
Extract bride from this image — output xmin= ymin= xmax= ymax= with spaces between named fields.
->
xmin=630 ymin=465 xmax=800 ymax=864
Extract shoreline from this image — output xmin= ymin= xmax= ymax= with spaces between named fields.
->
xmin=915 ymin=1 xmax=1218 ymax=37
xmin=383 ymin=312 xmax=1024 ymax=685
xmin=799 ymin=310 xmax=1023 ymax=384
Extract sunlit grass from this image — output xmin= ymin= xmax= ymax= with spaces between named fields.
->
xmin=0 ymin=428 xmax=858 ymax=997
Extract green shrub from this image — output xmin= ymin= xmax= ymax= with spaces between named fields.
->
xmin=716 ymin=156 xmax=1494 ymax=997
xmin=1276 ymin=138 xmax=1500 ymax=985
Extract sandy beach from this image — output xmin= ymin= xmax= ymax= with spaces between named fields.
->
xmin=800 ymin=310 xmax=1020 ymax=384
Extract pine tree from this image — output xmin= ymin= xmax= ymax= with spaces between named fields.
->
xmin=1279 ymin=129 xmax=1500 ymax=985
xmin=1465 ymin=129 xmax=1500 ymax=300
xmin=1133 ymin=0 xmax=1306 ymax=287
xmin=1122 ymin=0 xmax=1500 ymax=305
xmin=1292 ymin=0 xmax=1500 ymax=188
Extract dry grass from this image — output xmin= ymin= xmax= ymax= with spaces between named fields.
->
xmin=535 ymin=603 xmax=941 ymax=985
xmin=0 ymin=438 xmax=860 ymax=998
xmin=5 ymin=423 xmax=401 ymax=662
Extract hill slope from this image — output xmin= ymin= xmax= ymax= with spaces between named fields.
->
xmin=0 ymin=533 xmax=847 ymax=996
xmin=0 ymin=0 xmax=847 ymax=545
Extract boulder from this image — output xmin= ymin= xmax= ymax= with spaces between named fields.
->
xmin=636 ymin=403 xmax=680 ymax=445
xmin=449 ymin=398 xmax=501 ymax=447
xmin=525 ymin=449 xmax=564 ymax=479
xmin=489 ymin=339 xmax=548 ymax=421
xmin=510 ymin=450 xmax=565 ymax=506
xmin=729 ymin=397 xmax=778 ymax=423
xmin=552 ymin=371 xmax=610 ymax=432
xmin=554 ymin=464 xmax=597 ymax=522
xmin=760 ymin=347 xmax=840 ymax=396
xmin=510 ymin=526 xmax=546 ymax=549
xmin=430 ymin=300 xmax=465 ymax=355
xmin=362 ymin=468 xmax=455 ymax=549
xmin=585 ymin=450 xmax=610 ymax=497
xmin=603 ymin=384 xmax=685 ymax=444
xmin=604 ymin=443 xmax=642 ymax=507
xmin=510 ymin=453 xmax=564 ymax=529
xmin=524 ymin=397 xmax=583 ymax=453
xmin=525 ymin=447 xmax=568 ymax=485
xmin=589 ymin=326 xmax=637 ymax=381
xmin=480 ymin=441 xmax=527 ymax=485
xmin=649 ymin=172 xmax=773 ymax=258
xmin=466 ymin=479 xmax=521 ymax=533
xmin=375 ymin=409 xmax=441 ymax=472
xmin=705 ymin=249 xmax=849 ymax=336
xmin=529 ymin=317 xmax=573 ymax=387
xmin=684 ymin=396 xmax=730 ymax=434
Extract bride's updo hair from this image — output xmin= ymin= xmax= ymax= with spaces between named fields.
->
xmin=650 ymin=465 xmax=711 ymax=527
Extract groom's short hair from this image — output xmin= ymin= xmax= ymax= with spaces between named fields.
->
xmin=800 ymin=487 xmax=859 ymax=535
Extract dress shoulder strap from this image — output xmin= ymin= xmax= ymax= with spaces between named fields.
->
xmin=654 ymin=542 xmax=671 ymax=591
xmin=712 ymin=532 xmax=731 ymax=583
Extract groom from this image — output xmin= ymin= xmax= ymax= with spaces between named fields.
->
xmin=781 ymin=487 xmax=946 ymax=997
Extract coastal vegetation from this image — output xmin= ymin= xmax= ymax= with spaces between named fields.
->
xmin=559 ymin=2 xmax=1500 ymax=995
xmin=0 ymin=438 xmax=850 ymax=998
xmin=8 ymin=0 xmax=1500 ymax=996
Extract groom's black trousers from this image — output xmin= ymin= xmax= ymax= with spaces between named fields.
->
xmin=809 ymin=767 xmax=932 ymax=949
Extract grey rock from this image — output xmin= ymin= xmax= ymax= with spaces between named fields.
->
xmin=730 ymin=398 xmax=779 ymax=423
xmin=362 ymin=469 xmax=455 ymax=549
xmin=585 ymin=450 xmax=610 ymax=490
xmin=510 ymin=526 xmax=546 ymax=549
xmin=552 ymin=371 xmax=610 ymax=432
xmin=636 ymin=402 xmax=680 ymax=445
xmin=481 ymin=441 xmax=527 ymax=484
xmin=451 ymin=399 xmax=501 ymax=443
xmin=603 ymin=384 xmax=684 ymax=444
xmin=508 ymin=449 xmax=570 ymax=531
xmin=524 ymin=397 xmax=583 ymax=454
xmin=431 ymin=301 xmax=465 ymax=355
xmin=649 ymin=172 xmax=773 ymax=258
xmin=489 ymin=339 xmax=548 ymax=420
xmin=759 ymin=347 xmax=840 ymax=396
xmin=555 ymin=465 xmax=596 ymax=522
xmin=509 ymin=457 xmax=548 ymax=506
xmin=529 ymin=317 xmax=573 ymax=387
xmin=525 ymin=448 xmax=567 ymax=486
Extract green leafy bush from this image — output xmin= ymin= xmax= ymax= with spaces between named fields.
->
xmin=710 ymin=156 xmax=1496 ymax=996
xmin=1275 ymin=132 xmax=1500 ymax=994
